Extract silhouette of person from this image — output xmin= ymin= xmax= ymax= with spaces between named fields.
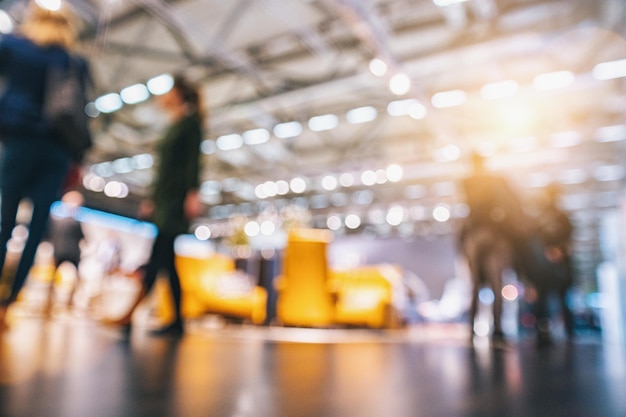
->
xmin=44 ymin=190 xmax=85 ymax=316
xmin=460 ymin=152 xmax=529 ymax=343
xmin=103 ymin=75 xmax=204 ymax=337
xmin=531 ymin=183 xmax=575 ymax=346
xmin=0 ymin=2 xmax=91 ymax=331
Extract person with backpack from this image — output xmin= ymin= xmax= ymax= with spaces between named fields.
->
xmin=0 ymin=2 xmax=91 ymax=331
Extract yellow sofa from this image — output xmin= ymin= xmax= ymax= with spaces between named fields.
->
xmin=275 ymin=228 xmax=403 ymax=329
xmin=157 ymin=253 xmax=267 ymax=325
xmin=330 ymin=265 xmax=403 ymax=329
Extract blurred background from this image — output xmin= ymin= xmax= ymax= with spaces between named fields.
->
xmin=1 ymin=0 xmax=625 ymax=339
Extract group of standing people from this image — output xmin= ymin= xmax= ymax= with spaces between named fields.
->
xmin=0 ymin=1 xmax=203 ymax=337
xmin=460 ymin=153 xmax=576 ymax=347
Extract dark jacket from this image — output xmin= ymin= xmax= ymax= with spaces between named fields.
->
xmin=151 ymin=113 xmax=203 ymax=235
xmin=0 ymin=34 xmax=89 ymax=141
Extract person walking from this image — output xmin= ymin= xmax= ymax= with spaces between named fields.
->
xmin=104 ymin=75 xmax=204 ymax=336
xmin=0 ymin=2 xmax=91 ymax=331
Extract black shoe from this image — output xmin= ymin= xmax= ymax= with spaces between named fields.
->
xmin=149 ymin=322 xmax=184 ymax=337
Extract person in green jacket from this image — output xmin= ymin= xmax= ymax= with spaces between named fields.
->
xmin=105 ymin=75 xmax=204 ymax=336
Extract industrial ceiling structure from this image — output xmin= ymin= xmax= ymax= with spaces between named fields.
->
xmin=2 ymin=0 xmax=626 ymax=287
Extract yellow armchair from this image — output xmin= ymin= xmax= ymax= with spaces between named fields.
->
xmin=275 ymin=229 xmax=335 ymax=327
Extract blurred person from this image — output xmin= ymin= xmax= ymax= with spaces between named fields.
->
xmin=44 ymin=190 xmax=85 ymax=316
xmin=103 ymin=75 xmax=204 ymax=336
xmin=529 ymin=183 xmax=576 ymax=346
xmin=0 ymin=2 xmax=91 ymax=331
xmin=459 ymin=152 xmax=530 ymax=344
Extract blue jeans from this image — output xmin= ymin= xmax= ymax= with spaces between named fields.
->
xmin=0 ymin=136 xmax=70 ymax=305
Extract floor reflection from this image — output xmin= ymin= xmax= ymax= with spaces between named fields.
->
xmin=1 ymin=316 xmax=624 ymax=417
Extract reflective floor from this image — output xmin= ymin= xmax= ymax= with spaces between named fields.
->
xmin=1 ymin=313 xmax=625 ymax=417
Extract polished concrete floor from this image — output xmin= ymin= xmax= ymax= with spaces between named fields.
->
xmin=1 ymin=312 xmax=625 ymax=417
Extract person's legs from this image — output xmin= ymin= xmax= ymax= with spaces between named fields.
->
xmin=0 ymin=142 xmax=31 ymax=327
xmin=0 ymin=142 xmax=28 ymax=289
xmin=102 ymin=233 xmax=172 ymax=326
xmin=7 ymin=158 xmax=68 ymax=304
xmin=150 ymin=234 xmax=184 ymax=336
xmin=7 ymin=199 xmax=54 ymax=303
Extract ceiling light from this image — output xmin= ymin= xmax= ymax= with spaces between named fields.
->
xmin=0 ymin=10 xmax=14 ymax=34
xmin=408 ymin=102 xmax=427 ymax=119
xmin=201 ymin=180 xmax=222 ymax=195
xmin=360 ymin=170 xmax=377 ymax=186
xmin=386 ymin=164 xmax=403 ymax=182
xmin=375 ymin=169 xmax=387 ymax=184
xmin=431 ymin=90 xmax=467 ymax=108
xmin=95 ymin=93 xmax=123 ymax=113
xmin=345 ymin=214 xmax=361 ymax=230
xmin=594 ymin=165 xmax=625 ymax=182
xmin=147 ymin=74 xmax=174 ymax=95
xmin=243 ymin=128 xmax=270 ymax=145
xmin=92 ymin=162 xmax=114 ymax=177
xmin=433 ymin=0 xmax=468 ymax=6
xmin=595 ymin=125 xmax=626 ymax=143
xmin=274 ymin=121 xmax=303 ymax=139
xmin=216 ymin=134 xmax=243 ymax=151
xmin=592 ymin=59 xmax=626 ymax=80
xmin=550 ymin=131 xmax=582 ymax=148
xmin=132 ymin=153 xmax=154 ymax=169
xmin=255 ymin=184 xmax=268 ymax=199
xmin=263 ymin=181 xmax=278 ymax=197
xmin=84 ymin=103 xmax=100 ymax=118
xmin=245 ymin=221 xmax=260 ymax=237
xmin=201 ymin=140 xmax=216 ymax=154
xmin=480 ymin=80 xmax=519 ymax=100
xmin=321 ymin=175 xmax=338 ymax=191
xmin=194 ymin=225 xmax=211 ymax=241
xmin=339 ymin=173 xmax=355 ymax=187
xmin=83 ymin=174 xmax=105 ymax=192
xmin=104 ymin=181 xmax=129 ymax=198
xmin=369 ymin=58 xmax=388 ymax=77
xmin=290 ymin=177 xmax=307 ymax=193
xmin=327 ymin=215 xmax=342 ymax=231
xmin=387 ymin=99 xmax=422 ymax=116
xmin=308 ymin=114 xmax=338 ymax=132
xmin=389 ymin=73 xmax=411 ymax=96
xmin=120 ymin=83 xmax=149 ymax=105
xmin=112 ymin=157 xmax=133 ymax=174
xmin=558 ymin=168 xmax=587 ymax=185
xmin=533 ymin=71 xmax=575 ymax=91
xmin=260 ymin=221 xmax=276 ymax=236
xmin=386 ymin=206 xmax=405 ymax=226
xmin=276 ymin=180 xmax=290 ymax=195
xmin=433 ymin=205 xmax=451 ymax=222
xmin=347 ymin=106 xmax=377 ymax=124
xmin=35 ymin=0 xmax=61 ymax=11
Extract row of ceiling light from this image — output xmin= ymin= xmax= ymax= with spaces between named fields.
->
xmin=85 ymin=57 xmax=626 ymax=156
